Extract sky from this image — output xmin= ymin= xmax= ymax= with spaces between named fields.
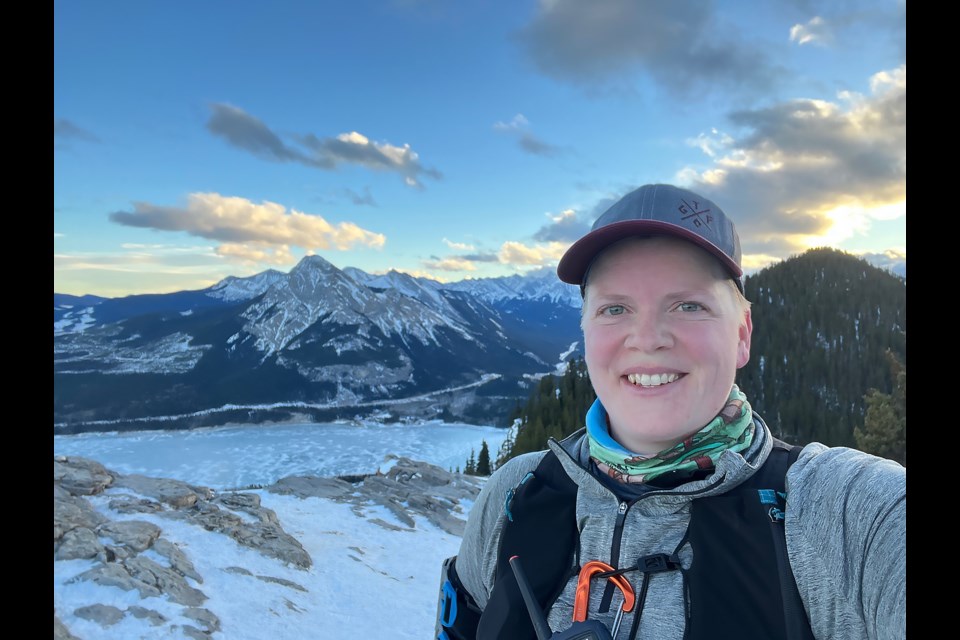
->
xmin=54 ymin=421 xmax=507 ymax=639
xmin=54 ymin=0 xmax=906 ymax=298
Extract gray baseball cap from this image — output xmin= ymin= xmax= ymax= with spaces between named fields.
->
xmin=556 ymin=184 xmax=743 ymax=292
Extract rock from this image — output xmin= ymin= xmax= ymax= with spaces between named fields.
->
xmin=155 ymin=537 xmax=203 ymax=582
xmin=54 ymin=494 xmax=107 ymax=541
xmin=74 ymin=603 xmax=124 ymax=626
xmin=184 ymin=606 xmax=221 ymax=633
xmin=369 ymin=517 xmax=414 ymax=532
xmin=100 ymin=544 xmax=133 ymax=562
xmin=181 ymin=624 xmax=211 ymax=639
xmin=98 ymin=520 xmax=162 ymax=552
xmin=112 ymin=474 xmax=211 ymax=508
xmin=123 ymin=555 xmax=208 ymax=606
xmin=73 ymin=561 xmax=162 ymax=599
xmin=54 ymin=613 xmax=80 ymax=640
xmin=128 ymin=605 xmax=167 ymax=626
xmin=108 ymin=495 xmax=164 ymax=515
xmin=54 ymin=453 xmax=478 ymax=639
xmin=55 ymin=456 xmax=114 ymax=495
xmin=254 ymin=574 xmax=308 ymax=592
xmin=266 ymin=475 xmax=354 ymax=500
xmin=56 ymin=526 xmax=103 ymax=560
xmin=216 ymin=491 xmax=282 ymax=526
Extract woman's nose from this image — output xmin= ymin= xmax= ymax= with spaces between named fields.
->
xmin=623 ymin=310 xmax=674 ymax=352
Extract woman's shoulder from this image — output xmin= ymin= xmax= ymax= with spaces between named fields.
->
xmin=786 ymin=442 xmax=905 ymax=519
xmin=483 ymin=449 xmax=550 ymax=492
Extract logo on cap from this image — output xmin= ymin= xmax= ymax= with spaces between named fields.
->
xmin=678 ymin=198 xmax=712 ymax=229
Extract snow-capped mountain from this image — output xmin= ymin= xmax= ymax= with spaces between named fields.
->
xmin=54 ymin=257 xmax=583 ymax=432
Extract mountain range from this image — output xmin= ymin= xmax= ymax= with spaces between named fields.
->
xmin=54 ymin=258 xmax=583 ymax=432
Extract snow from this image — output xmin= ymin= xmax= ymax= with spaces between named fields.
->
xmin=54 ymin=421 xmax=509 ymax=639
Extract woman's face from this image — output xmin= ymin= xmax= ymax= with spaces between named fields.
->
xmin=582 ymin=236 xmax=752 ymax=455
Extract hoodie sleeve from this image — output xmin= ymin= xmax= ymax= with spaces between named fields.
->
xmin=784 ymin=443 xmax=906 ymax=640
xmin=455 ymin=451 xmax=547 ymax=609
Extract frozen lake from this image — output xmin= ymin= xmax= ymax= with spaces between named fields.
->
xmin=53 ymin=420 xmax=511 ymax=489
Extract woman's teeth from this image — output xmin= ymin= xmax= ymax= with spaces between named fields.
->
xmin=626 ymin=372 xmax=680 ymax=387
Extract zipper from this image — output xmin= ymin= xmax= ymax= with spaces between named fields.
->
xmin=598 ymin=500 xmax=630 ymax=612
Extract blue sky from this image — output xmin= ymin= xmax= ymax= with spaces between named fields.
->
xmin=54 ymin=0 xmax=906 ymax=297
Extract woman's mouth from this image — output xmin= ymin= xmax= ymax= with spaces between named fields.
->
xmin=625 ymin=372 xmax=682 ymax=388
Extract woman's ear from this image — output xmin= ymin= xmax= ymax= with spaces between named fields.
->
xmin=736 ymin=309 xmax=753 ymax=369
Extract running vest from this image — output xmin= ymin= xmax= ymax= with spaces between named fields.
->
xmin=438 ymin=438 xmax=815 ymax=640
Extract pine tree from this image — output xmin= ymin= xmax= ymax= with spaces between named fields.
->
xmin=464 ymin=449 xmax=477 ymax=475
xmin=476 ymin=440 xmax=492 ymax=476
xmin=854 ymin=351 xmax=906 ymax=465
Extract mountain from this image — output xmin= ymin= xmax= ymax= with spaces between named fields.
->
xmin=736 ymin=247 xmax=906 ymax=447
xmin=54 ymin=257 xmax=583 ymax=432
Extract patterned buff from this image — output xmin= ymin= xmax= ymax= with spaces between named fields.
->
xmin=587 ymin=385 xmax=755 ymax=484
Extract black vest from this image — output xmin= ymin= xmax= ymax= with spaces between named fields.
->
xmin=472 ymin=438 xmax=815 ymax=640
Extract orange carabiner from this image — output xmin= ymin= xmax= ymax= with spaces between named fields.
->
xmin=572 ymin=560 xmax=636 ymax=623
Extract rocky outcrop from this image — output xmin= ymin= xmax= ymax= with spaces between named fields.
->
xmin=264 ymin=455 xmax=485 ymax=536
xmin=54 ymin=453 xmax=483 ymax=639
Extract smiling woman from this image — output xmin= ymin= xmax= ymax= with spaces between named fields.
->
xmin=437 ymin=184 xmax=906 ymax=640
xmin=580 ymin=236 xmax=752 ymax=455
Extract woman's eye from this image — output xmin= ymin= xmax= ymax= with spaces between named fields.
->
xmin=601 ymin=304 xmax=626 ymax=316
xmin=677 ymin=302 xmax=703 ymax=312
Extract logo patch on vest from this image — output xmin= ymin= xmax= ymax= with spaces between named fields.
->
xmin=758 ymin=489 xmax=787 ymax=523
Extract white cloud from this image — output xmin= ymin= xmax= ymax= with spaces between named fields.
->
xmin=207 ymin=104 xmax=441 ymax=188
xmin=680 ymin=65 xmax=905 ymax=258
xmin=110 ymin=192 xmax=386 ymax=255
xmin=215 ymin=243 xmax=296 ymax=266
xmin=493 ymin=114 xmax=530 ymax=131
xmin=442 ymin=238 xmax=475 ymax=251
xmin=422 ymin=257 xmax=478 ymax=272
xmin=497 ymin=241 xmax=569 ymax=266
xmin=789 ymin=16 xmax=831 ymax=46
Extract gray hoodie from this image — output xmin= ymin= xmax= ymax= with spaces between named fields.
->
xmin=455 ymin=418 xmax=906 ymax=639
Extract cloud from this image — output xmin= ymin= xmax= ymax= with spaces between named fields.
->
xmin=789 ymin=16 xmax=832 ymax=46
xmin=498 ymin=241 xmax=569 ymax=266
xmin=687 ymin=128 xmax=736 ymax=158
xmin=514 ymin=0 xmax=780 ymax=96
xmin=533 ymin=209 xmax=592 ymax=243
xmin=422 ymin=257 xmax=478 ymax=272
xmin=109 ymin=192 xmax=386 ymax=256
xmin=853 ymin=249 xmax=906 ymax=277
xmin=493 ymin=114 xmax=562 ymax=157
xmin=461 ymin=253 xmax=499 ymax=263
xmin=342 ymin=187 xmax=378 ymax=207
xmin=215 ymin=243 xmax=295 ymax=266
xmin=206 ymin=104 xmax=441 ymax=188
xmin=679 ymin=64 xmax=905 ymax=256
xmin=54 ymin=248 xmax=245 ymax=297
xmin=442 ymin=238 xmax=475 ymax=251
xmin=54 ymin=119 xmax=99 ymax=146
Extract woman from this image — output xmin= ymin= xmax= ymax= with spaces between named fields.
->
xmin=437 ymin=184 xmax=905 ymax=640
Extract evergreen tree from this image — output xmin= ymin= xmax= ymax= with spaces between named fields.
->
xmin=464 ymin=449 xmax=477 ymax=475
xmin=854 ymin=351 xmax=906 ymax=465
xmin=498 ymin=357 xmax=596 ymax=464
xmin=476 ymin=440 xmax=492 ymax=476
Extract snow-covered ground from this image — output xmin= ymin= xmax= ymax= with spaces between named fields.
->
xmin=54 ymin=421 xmax=509 ymax=639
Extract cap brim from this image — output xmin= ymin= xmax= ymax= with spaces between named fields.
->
xmin=556 ymin=220 xmax=743 ymax=285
